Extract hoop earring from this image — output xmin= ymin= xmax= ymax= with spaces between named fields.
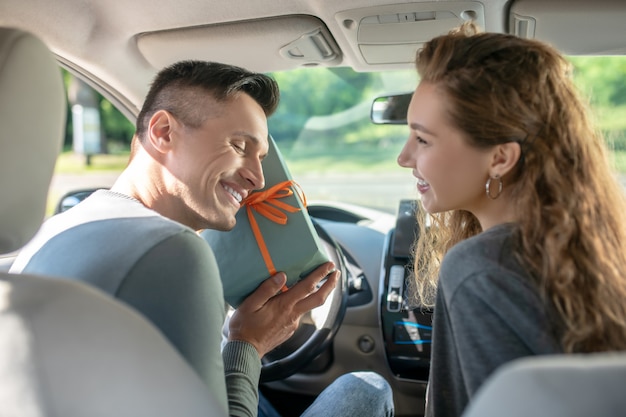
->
xmin=485 ymin=175 xmax=503 ymax=200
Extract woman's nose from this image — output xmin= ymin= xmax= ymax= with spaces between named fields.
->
xmin=397 ymin=138 xmax=414 ymax=168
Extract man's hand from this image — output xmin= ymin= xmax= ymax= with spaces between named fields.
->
xmin=228 ymin=261 xmax=340 ymax=358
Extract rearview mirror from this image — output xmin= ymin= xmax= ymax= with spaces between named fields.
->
xmin=370 ymin=92 xmax=412 ymax=125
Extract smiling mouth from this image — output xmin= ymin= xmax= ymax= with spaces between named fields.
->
xmin=417 ymin=178 xmax=429 ymax=187
xmin=223 ymin=184 xmax=243 ymax=203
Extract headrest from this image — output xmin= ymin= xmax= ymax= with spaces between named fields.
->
xmin=0 ymin=28 xmax=66 ymax=254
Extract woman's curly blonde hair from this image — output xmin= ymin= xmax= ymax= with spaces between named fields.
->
xmin=411 ymin=21 xmax=626 ymax=353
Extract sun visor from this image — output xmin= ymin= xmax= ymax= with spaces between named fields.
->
xmin=136 ymin=15 xmax=341 ymax=72
xmin=335 ymin=1 xmax=484 ymax=66
xmin=509 ymin=0 xmax=626 ymax=55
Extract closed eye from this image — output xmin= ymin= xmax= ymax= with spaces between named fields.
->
xmin=231 ymin=141 xmax=246 ymax=154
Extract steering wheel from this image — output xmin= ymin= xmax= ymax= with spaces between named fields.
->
xmin=259 ymin=219 xmax=348 ymax=382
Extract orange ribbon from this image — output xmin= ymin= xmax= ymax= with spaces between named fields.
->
xmin=241 ymin=180 xmax=306 ymax=292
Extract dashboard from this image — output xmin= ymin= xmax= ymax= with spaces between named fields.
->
xmin=380 ymin=199 xmax=432 ymax=381
xmin=311 ymin=199 xmax=431 ymax=381
xmin=283 ymin=199 xmax=432 ymax=416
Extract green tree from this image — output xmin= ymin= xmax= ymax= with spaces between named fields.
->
xmin=569 ymin=56 xmax=626 ymax=154
xmin=268 ymin=67 xmax=376 ymax=149
xmin=570 ymin=56 xmax=626 ymax=106
xmin=62 ymin=70 xmax=134 ymax=151
xmin=99 ymin=99 xmax=135 ymax=147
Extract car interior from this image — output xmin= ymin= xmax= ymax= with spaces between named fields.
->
xmin=1 ymin=0 xmax=626 ymax=416
xmin=0 ymin=27 xmax=226 ymax=417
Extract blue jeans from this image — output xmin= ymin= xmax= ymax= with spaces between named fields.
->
xmin=259 ymin=371 xmax=394 ymax=417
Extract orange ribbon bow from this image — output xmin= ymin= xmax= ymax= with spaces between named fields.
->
xmin=241 ymin=180 xmax=307 ymax=292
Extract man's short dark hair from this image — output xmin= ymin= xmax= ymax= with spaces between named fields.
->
xmin=135 ymin=60 xmax=280 ymax=140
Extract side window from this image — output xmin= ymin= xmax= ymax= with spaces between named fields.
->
xmin=50 ymin=71 xmax=135 ymax=215
xmin=569 ymin=56 xmax=626 ymax=181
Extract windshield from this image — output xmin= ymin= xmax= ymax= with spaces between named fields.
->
xmin=268 ymin=59 xmax=626 ymax=215
xmin=45 ymin=57 xmax=626 ymax=218
xmin=267 ymin=67 xmax=418 ymax=214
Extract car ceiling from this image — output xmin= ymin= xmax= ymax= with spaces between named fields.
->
xmin=1 ymin=0 xmax=625 ymax=120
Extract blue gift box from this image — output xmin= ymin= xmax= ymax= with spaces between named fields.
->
xmin=201 ymin=136 xmax=329 ymax=308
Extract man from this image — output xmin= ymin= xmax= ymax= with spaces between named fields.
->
xmin=12 ymin=61 xmax=393 ymax=417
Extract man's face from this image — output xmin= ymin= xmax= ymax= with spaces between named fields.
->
xmin=166 ymin=92 xmax=269 ymax=231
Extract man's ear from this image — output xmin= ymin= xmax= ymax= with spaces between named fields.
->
xmin=147 ymin=110 xmax=177 ymax=154
xmin=490 ymin=141 xmax=521 ymax=177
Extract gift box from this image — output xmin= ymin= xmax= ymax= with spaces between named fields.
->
xmin=201 ymin=136 xmax=330 ymax=308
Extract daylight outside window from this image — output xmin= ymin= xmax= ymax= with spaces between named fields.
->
xmin=48 ymin=57 xmax=626 ymax=217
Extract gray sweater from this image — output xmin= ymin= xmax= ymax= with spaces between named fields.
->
xmin=425 ymin=223 xmax=563 ymax=417
xmin=11 ymin=189 xmax=260 ymax=417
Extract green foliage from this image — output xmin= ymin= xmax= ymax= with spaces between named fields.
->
xmin=61 ymin=69 xmax=135 ymax=149
xmin=567 ymin=58 xmax=626 ymax=161
xmin=594 ymin=105 xmax=626 ymax=151
xmin=271 ymin=67 xmax=376 ymax=116
xmin=268 ymin=68 xmax=377 ymax=149
xmin=99 ymin=99 xmax=135 ymax=145
xmin=569 ymin=56 xmax=626 ymax=106
xmin=610 ymin=150 xmax=626 ymax=173
xmin=60 ymin=59 xmax=626 ymax=175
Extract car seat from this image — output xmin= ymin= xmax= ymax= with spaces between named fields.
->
xmin=462 ymin=352 xmax=626 ymax=417
xmin=0 ymin=27 xmax=225 ymax=417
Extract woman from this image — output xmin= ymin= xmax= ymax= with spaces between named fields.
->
xmin=397 ymin=21 xmax=626 ymax=417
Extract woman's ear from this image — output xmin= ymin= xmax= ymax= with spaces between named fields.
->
xmin=490 ymin=141 xmax=521 ymax=177
xmin=147 ymin=110 xmax=176 ymax=154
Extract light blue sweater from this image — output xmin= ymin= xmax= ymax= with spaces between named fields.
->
xmin=12 ymin=189 xmax=261 ymax=417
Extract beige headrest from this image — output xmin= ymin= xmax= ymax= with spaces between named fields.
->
xmin=0 ymin=28 xmax=65 ymax=253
